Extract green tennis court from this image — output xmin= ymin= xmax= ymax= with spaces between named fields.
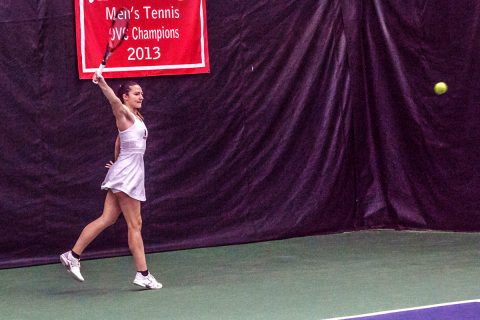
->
xmin=1 ymin=230 xmax=479 ymax=320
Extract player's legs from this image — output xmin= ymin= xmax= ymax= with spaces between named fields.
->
xmin=61 ymin=191 xmax=122 ymax=281
xmin=114 ymin=192 xmax=147 ymax=271
xmin=72 ymin=190 xmax=122 ymax=255
xmin=115 ymin=192 xmax=162 ymax=289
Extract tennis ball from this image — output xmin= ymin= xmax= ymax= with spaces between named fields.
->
xmin=434 ymin=82 xmax=448 ymax=95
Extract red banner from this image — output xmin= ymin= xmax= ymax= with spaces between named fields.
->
xmin=75 ymin=0 xmax=210 ymax=79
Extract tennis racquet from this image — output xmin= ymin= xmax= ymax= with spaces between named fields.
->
xmin=93 ymin=7 xmax=130 ymax=83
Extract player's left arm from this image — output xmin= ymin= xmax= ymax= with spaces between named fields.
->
xmin=114 ymin=135 xmax=120 ymax=161
xmin=105 ymin=135 xmax=121 ymax=169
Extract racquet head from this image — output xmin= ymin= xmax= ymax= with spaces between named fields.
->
xmin=94 ymin=7 xmax=130 ymax=83
xmin=108 ymin=7 xmax=130 ymax=52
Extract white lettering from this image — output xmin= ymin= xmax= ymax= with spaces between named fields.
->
xmin=105 ymin=7 xmax=116 ymax=20
xmin=131 ymin=26 xmax=180 ymax=41
xmin=142 ymin=6 xmax=180 ymax=19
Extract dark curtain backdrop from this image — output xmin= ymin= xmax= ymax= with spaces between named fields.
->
xmin=1 ymin=0 xmax=479 ymax=268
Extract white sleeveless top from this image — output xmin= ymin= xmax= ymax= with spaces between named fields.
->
xmin=101 ymin=116 xmax=148 ymax=201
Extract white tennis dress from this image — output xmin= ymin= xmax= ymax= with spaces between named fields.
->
xmin=101 ymin=116 xmax=148 ymax=201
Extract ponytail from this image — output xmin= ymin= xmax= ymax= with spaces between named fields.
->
xmin=116 ymin=81 xmax=144 ymax=120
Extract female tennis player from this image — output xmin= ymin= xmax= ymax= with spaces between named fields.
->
xmin=60 ymin=73 xmax=162 ymax=290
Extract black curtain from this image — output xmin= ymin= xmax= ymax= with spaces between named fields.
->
xmin=1 ymin=0 xmax=479 ymax=268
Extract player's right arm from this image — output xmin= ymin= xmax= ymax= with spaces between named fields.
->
xmin=92 ymin=73 xmax=129 ymax=120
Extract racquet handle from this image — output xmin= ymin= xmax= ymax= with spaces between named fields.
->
xmin=92 ymin=64 xmax=106 ymax=84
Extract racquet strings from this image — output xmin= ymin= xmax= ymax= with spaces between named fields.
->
xmin=108 ymin=8 xmax=130 ymax=51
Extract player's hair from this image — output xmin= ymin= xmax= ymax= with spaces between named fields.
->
xmin=116 ymin=81 xmax=144 ymax=120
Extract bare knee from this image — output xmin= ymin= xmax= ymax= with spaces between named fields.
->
xmin=127 ymin=216 xmax=142 ymax=232
xmin=127 ymin=218 xmax=143 ymax=252
xmin=99 ymin=214 xmax=118 ymax=228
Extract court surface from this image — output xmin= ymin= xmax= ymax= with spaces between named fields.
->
xmin=325 ymin=300 xmax=480 ymax=320
xmin=1 ymin=230 xmax=479 ymax=320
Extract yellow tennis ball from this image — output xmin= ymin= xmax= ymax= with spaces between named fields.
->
xmin=434 ymin=82 xmax=448 ymax=95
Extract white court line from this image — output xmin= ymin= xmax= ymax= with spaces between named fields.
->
xmin=322 ymin=299 xmax=480 ymax=320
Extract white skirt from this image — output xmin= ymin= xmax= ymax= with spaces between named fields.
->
xmin=101 ymin=153 xmax=146 ymax=201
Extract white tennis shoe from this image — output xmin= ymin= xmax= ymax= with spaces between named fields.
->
xmin=133 ymin=272 xmax=162 ymax=289
xmin=60 ymin=251 xmax=85 ymax=282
